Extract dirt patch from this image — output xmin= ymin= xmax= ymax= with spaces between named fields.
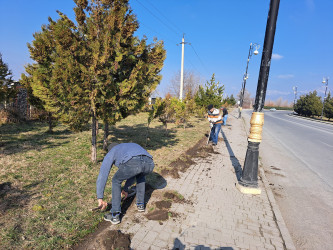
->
xmin=102 ymin=230 xmax=131 ymax=250
xmin=155 ymin=200 xmax=171 ymax=209
xmin=74 ymin=229 xmax=131 ymax=250
xmin=161 ymin=136 xmax=216 ymax=179
xmin=164 ymin=191 xmax=192 ymax=205
xmin=163 ymin=191 xmax=182 ymax=202
xmin=161 ymin=166 xmax=180 ymax=179
xmin=145 ymin=209 xmax=169 ymax=221
xmin=270 ymin=166 xmax=281 ymax=170
xmin=145 ymin=190 xmax=186 ymax=222
xmin=132 ymin=216 xmax=140 ymax=223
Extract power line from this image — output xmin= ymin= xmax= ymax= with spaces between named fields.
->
xmin=189 ymin=43 xmax=210 ymax=76
xmin=134 ymin=0 xmax=180 ymax=37
xmin=144 ymin=0 xmax=184 ymax=35
xmin=138 ymin=22 xmax=179 ymax=44
xmin=186 ymin=59 xmax=200 ymax=73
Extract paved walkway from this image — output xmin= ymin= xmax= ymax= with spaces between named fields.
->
xmin=120 ymin=110 xmax=295 ymax=250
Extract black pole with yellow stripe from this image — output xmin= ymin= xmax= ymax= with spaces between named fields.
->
xmin=237 ymin=0 xmax=280 ymax=194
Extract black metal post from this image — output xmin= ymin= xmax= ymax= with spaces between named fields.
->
xmin=238 ymin=0 xmax=280 ymax=190
xmin=320 ymin=78 xmax=329 ymax=120
xmin=293 ymin=86 xmax=297 ymax=112
xmin=240 ymin=46 xmax=253 ymax=107
xmin=239 ymin=43 xmax=259 ymax=119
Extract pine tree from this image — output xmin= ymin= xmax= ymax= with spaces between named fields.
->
xmin=22 ymin=0 xmax=166 ymax=162
xmin=194 ymin=73 xmax=224 ymax=109
xmin=224 ymin=94 xmax=236 ymax=106
xmin=0 ymin=53 xmax=18 ymax=107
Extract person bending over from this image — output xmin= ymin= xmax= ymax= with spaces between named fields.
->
xmin=96 ymin=142 xmax=155 ymax=224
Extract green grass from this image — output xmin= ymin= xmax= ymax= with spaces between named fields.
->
xmin=0 ymin=112 xmax=207 ymax=249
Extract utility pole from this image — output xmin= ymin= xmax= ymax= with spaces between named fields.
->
xmin=321 ymin=77 xmax=329 ymax=120
xmin=179 ymin=34 xmax=187 ymax=101
xmin=293 ymin=86 xmax=297 ymax=113
xmin=237 ymin=0 xmax=280 ymax=194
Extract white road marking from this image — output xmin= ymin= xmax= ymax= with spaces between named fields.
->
xmin=264 ymin=112 xmax=333 ymax=135
xmin=263 ymin=128 xmax=333 ymax=190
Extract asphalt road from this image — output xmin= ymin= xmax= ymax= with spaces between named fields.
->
xmin=243 ymin=110 xmax=333 ymax=250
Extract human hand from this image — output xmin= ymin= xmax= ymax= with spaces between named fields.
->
xmin=97 ymin=199 xmax=108 ymax=211
xmin=121 ymin=190 xmax=128 ymax=200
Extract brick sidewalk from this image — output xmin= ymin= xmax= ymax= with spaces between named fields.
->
xmin=118 ymin=110 xmax=295 ymax=250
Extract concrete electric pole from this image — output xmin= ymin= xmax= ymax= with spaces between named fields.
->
xmin=179 ymin=34 xmax=187 ymax=101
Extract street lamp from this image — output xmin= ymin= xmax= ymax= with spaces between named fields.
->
xmin=293 ymin=86 xmax=297 ymax=113
xmin=320 ymin=77 xmax=329 ymax=120
xmin=239 ymin=43 xmax=260 ymax=118
xmin=237 ymin=0 xmax=280 ymax=194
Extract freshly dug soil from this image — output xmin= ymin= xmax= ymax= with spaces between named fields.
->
xmin=145 ymin=209 xmax=169 ymax=221
xmin=74 ymin=228 xmax=131 ymax=250
xmin=163 ymin=192 xmax=183 ymax=203
xmin=161 ymin=167 xmax=180 ymax=179
xmin=102 ymin=230 xmax=131 ymax=250
xmin=161 ymin=136 xmax=217 ymax=179
xmin=155 ymin=200 xmax=171 ymax=209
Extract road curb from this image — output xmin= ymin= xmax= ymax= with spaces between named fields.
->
xmin=259 ymin=167 xmax=296 ymax=250
xmin=240 ymin=111 xmax=296 ymax=250
xmin=288 ymin=113 xmax=333 ymax=125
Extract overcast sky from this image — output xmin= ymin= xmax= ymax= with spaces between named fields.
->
xmin=1 ymin=0 xmax=332 ymax=103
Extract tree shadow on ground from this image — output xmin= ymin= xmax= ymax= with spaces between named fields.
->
xmin=0 ymin=121 xmax=72 ymax=156
xmin=220 ymin=129 xmax=242 ymax=181
xmin=108 ymin=123 xmax=179 ymax=150
xmin=173 ymin=238 xmax=234 ymax=250
xmin=0 ymin=181 xmax=40 ymax=214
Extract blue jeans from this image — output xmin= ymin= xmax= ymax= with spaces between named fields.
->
xmin=111 ymin=155 xmax=154 ymax=213
xmin=209 ymin=123 xmax=222 ymax=144
xmin=223 ymin=115 xmax=228 ymax=125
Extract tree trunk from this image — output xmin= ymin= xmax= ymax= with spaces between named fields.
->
xmin=145 ymin=122 xmax=150 ymax=147
xmin=47 ymin=112 xmax=53 ymax=133
xmin=96 ymin=119 xmax=99 ymax=135
xmin=91 ymin=114 xmax=97 ymax=163
xmin=103 ymin=121 xmax=109 ymax=151
xmin=164 ymin=122 xmax=168 ymax=135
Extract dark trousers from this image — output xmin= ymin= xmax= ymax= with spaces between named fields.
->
xmin=111 ymin=155 xmax=154 ymax=213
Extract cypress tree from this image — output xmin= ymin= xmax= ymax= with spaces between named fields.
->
xmin=22 ymin=0 xmax=166 ymax=162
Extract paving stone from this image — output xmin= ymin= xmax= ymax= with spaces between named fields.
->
xmin=136 ymin=242 xmax=151 ymax=249
xmin=151 ymin=238 xmax=169 ymax=248
xmin=142 ymin=230 xmax=158 ymax=244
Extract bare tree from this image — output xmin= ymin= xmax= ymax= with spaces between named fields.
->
xmin=265 ymin=97 xmax=292 ymax=107
xmin=168 ymin=70 xmax=201 ymax=99
xmin=276 ymin=97 xmax=282 ymax=107
xmin=237 ymin=89 xmax=252 ymax=108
